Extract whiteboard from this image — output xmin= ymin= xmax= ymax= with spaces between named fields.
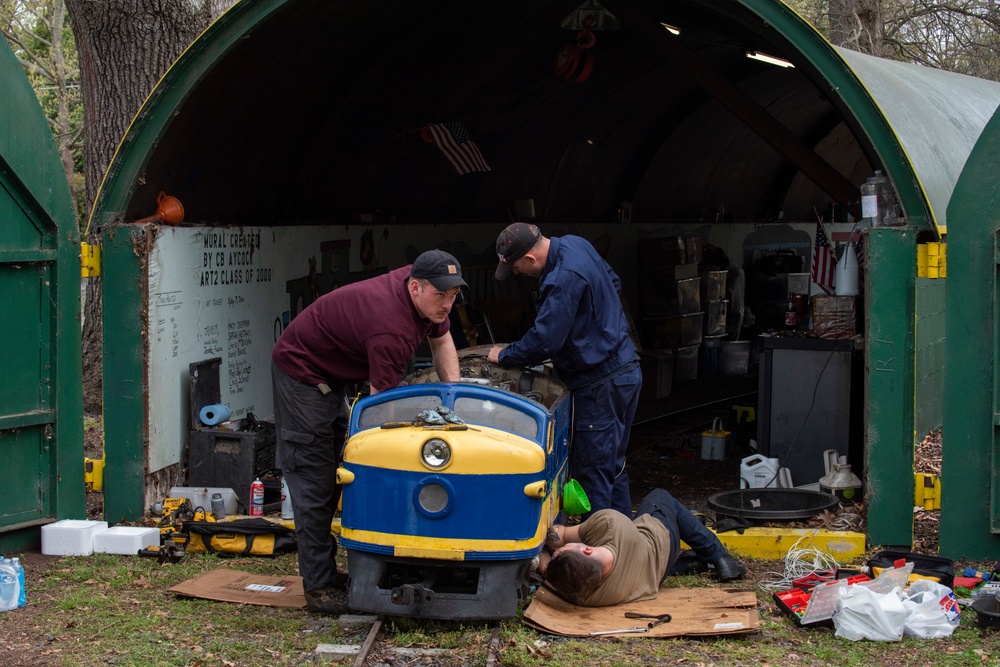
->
xmin=146 ymin=226 xmax=368 ymax=472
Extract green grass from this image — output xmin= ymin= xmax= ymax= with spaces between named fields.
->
xmin=10 ymin=551 xmax=1000 ymax=667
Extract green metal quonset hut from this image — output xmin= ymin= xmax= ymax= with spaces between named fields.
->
xmin=943 ymin=106 xmax=1000 ymax=560
xmin=0 ymin=38 xmax=84 ymax=551
xmin=80 ymin=0 xmax=1000 ymax=555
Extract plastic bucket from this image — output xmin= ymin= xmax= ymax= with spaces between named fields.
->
xmin=562 ymin=479 xmax=591 ymax=515
xmin=719 ymin=340 xmax=750 ymax=375
xmin=700 ymin=417 xmax=729 ymax=460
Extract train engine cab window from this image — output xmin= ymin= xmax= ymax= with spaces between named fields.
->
xmin=454 ymin=397 xmax=538 ymax=439
xmin=357 ymin=395 xmax=441 ymax=429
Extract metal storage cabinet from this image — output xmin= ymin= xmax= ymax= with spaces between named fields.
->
xmin=756 ymin=336 xmax=855 ymax=486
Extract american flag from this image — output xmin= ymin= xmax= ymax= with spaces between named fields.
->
xmin=812 ymin=220 xmax=835 ymax=294
xmin=424 ymin=122 xmax=491 ymax=175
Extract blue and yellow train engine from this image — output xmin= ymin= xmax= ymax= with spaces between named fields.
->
xmin=337 ymin=350 xmax=572 ymax=619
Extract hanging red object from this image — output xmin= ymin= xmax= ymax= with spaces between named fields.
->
xmin=553 ymin=17 xmax=597 ymax=84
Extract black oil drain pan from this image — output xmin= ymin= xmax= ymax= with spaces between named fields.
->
xmin=707 ymin=488 xmax=840 ymax=521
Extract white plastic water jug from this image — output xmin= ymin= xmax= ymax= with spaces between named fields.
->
xmin=0 ymin=559 xmax=20 ymax=612
xmin=740 ymin=455 xmax=781 ymax=489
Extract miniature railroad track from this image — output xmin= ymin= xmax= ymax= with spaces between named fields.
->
xmin=353 ymin=616 xmax=383 ymax=667
xmin=350 ymin=617 xmax=503 ymax=665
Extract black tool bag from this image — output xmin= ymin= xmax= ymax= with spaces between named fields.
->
xmin=866 ymin=550 xmax=954 ymax=589
xmin=183 ymin=518 xmax=297 ymax=557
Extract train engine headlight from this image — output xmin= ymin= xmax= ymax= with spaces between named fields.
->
xmin=421 ymin=437 xmax=452 ymax=469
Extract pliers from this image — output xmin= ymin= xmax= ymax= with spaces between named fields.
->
xmin=624 ymin=611 xmax=672 ymax=628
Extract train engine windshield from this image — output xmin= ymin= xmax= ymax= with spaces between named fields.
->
xmin=357 ymin=394 xmax=539 ymax=440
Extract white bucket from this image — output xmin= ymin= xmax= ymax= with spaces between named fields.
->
xmin=740 ymin=455 xmax=780 ymax=489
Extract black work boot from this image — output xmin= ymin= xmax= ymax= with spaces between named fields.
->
xmin=713 ymin=555 xmax=747 ymax=582
xmin=669 ymin=550 xmax=710 ymax=575
xmin=304 ymin=586 xmax=351 ymax=615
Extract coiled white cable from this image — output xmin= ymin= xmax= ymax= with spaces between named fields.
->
xmin=757 ymin=535 xmax=841 ymax=592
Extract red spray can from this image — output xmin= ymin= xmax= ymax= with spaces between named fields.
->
xmin=250 ymin=478 xmax=265 ymax=516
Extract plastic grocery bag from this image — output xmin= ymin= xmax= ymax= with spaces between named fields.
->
xmin=899 ymin=580 xmax=961 ymax=638
xmin=833 ymin=584 xmax=905 ymax=641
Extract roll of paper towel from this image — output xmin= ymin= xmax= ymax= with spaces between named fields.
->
xmin=199 ymin=404 xmax=231 ymax=426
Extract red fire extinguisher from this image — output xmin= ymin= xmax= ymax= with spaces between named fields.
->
xmin=250 ymin=478 xmax=265 ymax=516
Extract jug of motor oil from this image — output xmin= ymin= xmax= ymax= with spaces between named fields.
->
xmin=740 ymin=455 xmax=781 ymax=488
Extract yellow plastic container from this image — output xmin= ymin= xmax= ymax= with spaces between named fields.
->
xmin=700 ymin=417 xmax=730 ymax=461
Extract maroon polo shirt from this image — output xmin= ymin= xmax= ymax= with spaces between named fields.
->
xmin=272 ymin=265 xmax=449 ymax=391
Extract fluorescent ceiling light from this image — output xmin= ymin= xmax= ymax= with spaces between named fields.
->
xmin=746 ymin=51 xmax=794 ymax=68
xmin=660 ymin=22 xmax=680 ymax=35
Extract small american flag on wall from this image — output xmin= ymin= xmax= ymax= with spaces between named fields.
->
xmin=423 ymin=122 xmax=492 ymax=175
xmin=812 ymin=220 xmax=835 ymax=294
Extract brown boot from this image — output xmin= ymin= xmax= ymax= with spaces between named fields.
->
xmin=304 ymin=586 xmax=350 ymax=615
xmin=331 ymin=570 xmax=349 ymax=590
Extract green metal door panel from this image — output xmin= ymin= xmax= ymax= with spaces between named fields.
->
xmin=0 ymin=428 xmax=48 ymax=523
xmin=865 ymin=227 xmax=916 ymax=548
xmin=101 ymin=225 xmax=150 ymax=522
xmin=0 ymin=266 xmax=44 ymax=413
xmin=914 ymin=279 xmax=945 ymax=436
xmin=0 ymin=32 xmax=83 ymax=551
xmin=0 ymin=185 xmax=46 ymax=251
xmin=941 ymin=104 xmax=1000 ymax=558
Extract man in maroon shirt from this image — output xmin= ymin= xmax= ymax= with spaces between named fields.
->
xmin=271 ymin=249 xmax=466 ymax=615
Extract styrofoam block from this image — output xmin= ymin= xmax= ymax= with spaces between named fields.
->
xmin=41 ymin=519 xmax=109 ymax=556
xmin=92 ymin=526 xmax=161 ymax=555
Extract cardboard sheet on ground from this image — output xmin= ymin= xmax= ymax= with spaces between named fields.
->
xmin=169 ymin=569 xmax=306 ymax=608
xmin=523 ymin=585 xmax=759 ymax=637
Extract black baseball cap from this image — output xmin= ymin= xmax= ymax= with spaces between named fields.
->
xmin=495 ymin=222 xmax=541 ymax=280
xmin=410 ymin=249 xmax=468 ymax=291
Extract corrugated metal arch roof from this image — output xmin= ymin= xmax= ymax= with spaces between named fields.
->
xmin=88 ymin=0 xmax=1000 ymax=237
xmin=836 ymin=48 xmax=1000 ymax=234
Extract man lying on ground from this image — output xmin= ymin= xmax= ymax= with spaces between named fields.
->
xmin=539 ymin=488 xmax=746 ymax=606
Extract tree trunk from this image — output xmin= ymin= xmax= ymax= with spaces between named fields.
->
xmin=829 ymin=0 xmax=884 ymax=56
xmin=64 ymin=0 xmax=234 ymax=414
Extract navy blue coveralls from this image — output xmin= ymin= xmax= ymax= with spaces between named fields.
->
xmin=498 ymin=235 xmax=641 ymax=517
